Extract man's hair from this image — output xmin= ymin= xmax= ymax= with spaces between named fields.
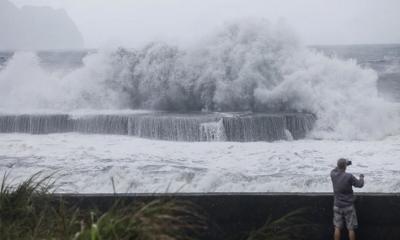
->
xmin=337 ymin=158 xmax=348 ymax=170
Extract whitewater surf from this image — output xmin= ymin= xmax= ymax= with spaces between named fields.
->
xmin=0 ymin=20 xmax=399 ymax=193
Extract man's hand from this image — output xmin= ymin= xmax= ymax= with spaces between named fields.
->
xmin=360 ymin=174 xmax=364 ymax=179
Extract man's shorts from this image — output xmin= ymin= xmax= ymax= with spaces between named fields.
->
xmin=333 ymin=205 xmax=358 ymax=230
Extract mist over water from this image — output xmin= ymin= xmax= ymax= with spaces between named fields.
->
xmin=0 ymin=19 xmax=399 ymax=140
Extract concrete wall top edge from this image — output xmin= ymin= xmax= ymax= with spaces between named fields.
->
xmin=53 ymin=192 xmax=400 ymax=198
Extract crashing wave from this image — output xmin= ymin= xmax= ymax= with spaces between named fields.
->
xmin=0 ymin=19 xmax=399 ymax=140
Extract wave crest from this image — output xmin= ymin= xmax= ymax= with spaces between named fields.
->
xmin=0 ymin=19 xmax=399 ymax=139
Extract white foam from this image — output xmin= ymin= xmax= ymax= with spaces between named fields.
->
xmin=1 ymin=133 xmax=399 ymax=193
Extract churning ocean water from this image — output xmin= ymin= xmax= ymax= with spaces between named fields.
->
xmin=0 ymin=21 xmax=399 ymax=193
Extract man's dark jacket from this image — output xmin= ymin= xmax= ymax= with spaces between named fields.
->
xmin=331 ymin=168 xmax=364 ymax=208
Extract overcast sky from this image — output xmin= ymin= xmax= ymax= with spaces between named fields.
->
xmin=10 ymin=0 xmax=400 ymax=48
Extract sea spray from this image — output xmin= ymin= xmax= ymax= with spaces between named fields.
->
xmin=0 ymin=19 xmax=398 ymax=140
xmin=0 ymin=52 xmax=62 ymax=109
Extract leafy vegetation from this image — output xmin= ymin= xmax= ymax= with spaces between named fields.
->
xmin=0 ymin=172 xmax=56 ymax=239
xmin=246 ymin=209 xmax=314 ymax=240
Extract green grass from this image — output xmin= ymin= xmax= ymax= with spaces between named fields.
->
xmin=246 ymin=209 xmax=314 ymax=240
xmin=0 ymin=172 xmax=56 ymax=239
xmin=73 ymin=199 xmax=208 ymax=240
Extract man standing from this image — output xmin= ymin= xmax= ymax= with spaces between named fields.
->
xmin=331 ymin=158 xmax=364 ymax=240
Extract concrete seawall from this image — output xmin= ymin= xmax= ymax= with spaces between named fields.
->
xmin=0 ymin=112 xmax=315 ymax=141
xmin=55 ymin=193 xmax=400 ymax=240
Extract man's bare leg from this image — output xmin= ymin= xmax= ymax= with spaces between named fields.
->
xmin=349 ymin=230 xmax=356 ymax=240
xmin=334 ymin=227 xmax=341 ymax=240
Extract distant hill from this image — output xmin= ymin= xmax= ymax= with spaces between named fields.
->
xmin=0 ymin=0 xmax=84 ymax=50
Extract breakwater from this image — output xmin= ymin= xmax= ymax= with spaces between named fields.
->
xmin=0 ymin=112 xmax=315 ymax=141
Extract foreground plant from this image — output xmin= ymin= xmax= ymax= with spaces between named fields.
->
xmin=73 ymin=199 xmax=207 ymax=240
xmin=0 ymin=172 xmax=56 ymax=239
xmin=246 ymin=209 xmax=314 ymax=240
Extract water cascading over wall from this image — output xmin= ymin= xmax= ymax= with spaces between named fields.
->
xmin=285 ymin=113 xmax=316 ymax=139
xmin=0 ymin=114 xmax=72 ymax=134
xmin=0 ymin=112 xmax=315 ymax=141
xmin=223 ymin=114 xmax=287 ymax=141
xmin=73 ymin=115 xmax=130 ymax=135
xmin=127 ymin=113 xmax=225 ymax=141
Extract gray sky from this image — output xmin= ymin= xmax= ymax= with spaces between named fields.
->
xmin=10 ymin=0 xmax=400 ymax=48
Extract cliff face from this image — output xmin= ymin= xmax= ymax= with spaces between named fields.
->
xmin=0 ymin=0 xmax=84 ymax=50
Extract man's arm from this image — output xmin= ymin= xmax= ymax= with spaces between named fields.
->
xmin=351 ymin=174 xmax=364 ymax=188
